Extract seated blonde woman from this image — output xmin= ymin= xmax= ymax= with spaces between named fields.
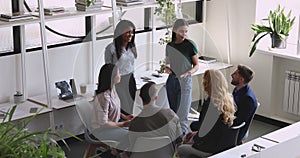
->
xmin=177 ymin=69 xmax=236 ymax=158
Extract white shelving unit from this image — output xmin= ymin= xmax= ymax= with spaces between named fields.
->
xmin=0 ymin=0 xmax=207 ymax=134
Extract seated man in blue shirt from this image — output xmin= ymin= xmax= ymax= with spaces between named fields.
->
xmin=231 ymin=64 xmax=258 ymax=144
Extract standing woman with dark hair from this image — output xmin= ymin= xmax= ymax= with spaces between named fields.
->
xmin=105 ymin=20 xmax=137 ymax=115
xmin=165 ymin=19 xmax=199 ymax=135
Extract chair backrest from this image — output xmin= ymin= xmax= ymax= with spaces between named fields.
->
xmin=241 ymin=102 xmax=260 ymax=142
xmin=75 ymin=99 xmax=93 ymax=131
xmin=217 ymin=121 xmax=246 ymax=152
xmin=130 ymin=136 xmax=174 ymax=158
xmin=76 ymin=99 xmax=119 ymax=147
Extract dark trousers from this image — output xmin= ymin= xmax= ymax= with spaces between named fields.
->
xmin=116 ymin=73 xmax=136 ymax=115
xmin=166 ymin=74 xmax=181 ymax=113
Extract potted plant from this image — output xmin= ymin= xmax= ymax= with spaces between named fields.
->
xmin=155 ymin=0 xmax=177 ymax=45
xmin=249 ymin=5 xmax=295 ymax=57
xmin=156 ymin=59 xmax=166 ymax=74
xmin=0 ymin=105 xmax=79 ymax=157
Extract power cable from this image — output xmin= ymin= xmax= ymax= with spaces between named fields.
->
xmin=24 ymin=1 xmax=127 ymax=39
xmin=24 ymin=1 xmax=84 ymax=39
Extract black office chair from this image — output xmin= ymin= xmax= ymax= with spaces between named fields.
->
xmin=178 ymin=122 xmax=245 ymax=158
xmin=239 ymin=102 xmax=260 ymax=144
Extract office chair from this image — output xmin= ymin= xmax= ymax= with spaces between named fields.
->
xmin=239 ymin=102 xmax=260 ymax=144
xmin=130 ymin=136 xmax=175 ymax=158
xmin=75 ymin=99 xmax=118 ymax=158
xmin=178 ymin=122 xmax=246 ymax=158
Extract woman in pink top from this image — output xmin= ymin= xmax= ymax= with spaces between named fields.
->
xmin=91 ymin=63 xmax=133 ymax=151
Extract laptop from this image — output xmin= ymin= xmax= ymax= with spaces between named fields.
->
xmin=55 ymin=79 xmax=83 ymax=101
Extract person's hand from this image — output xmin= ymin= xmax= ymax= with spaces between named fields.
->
xmin=122 ymin=120 xmax=131 ymax=127
xmin=184 ymin=131 xmax=197 ymax=144
xmin=180 ymin=71 xmax=192 ymax=78
xmin=164 ymin=66 xmax=172 ymax=74
xmin=124 ymin=114 xmax=134 ymax=120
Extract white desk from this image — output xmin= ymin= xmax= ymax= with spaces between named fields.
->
xmin=135 ymin=61 xmax=232 ymax=90
xmin=259 ymin=135 xmax=300 ymax=158
xmin=28 ymin=94 xmax=94 ymax=110
xmin=28 ymin=85 xmax=95 ymax=110
xmin=133 ymin=61 xmax=232 ymax=116
xmin=210 ymin=120 xmax=300 ymax=158
xmin=261 ymin=121 xmax=300 ymax=143
xmin=28 ymin=62 xmax=232 ymax=110
xmin=0 ymin=101 xmax=51 ymax=122
xmin=209 ymin=137 xmax=278 ymax=158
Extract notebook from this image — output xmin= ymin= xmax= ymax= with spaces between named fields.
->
xmin=198 ymin=56 xmax=217 ymax=64
xmin=116 ymin=1 xmax=143 ymax=6
xmin=55 ymin=79 xmax=82 ymax=101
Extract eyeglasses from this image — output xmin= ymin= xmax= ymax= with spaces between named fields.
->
xmin=252 ymin=144 xmax=265 ymax=152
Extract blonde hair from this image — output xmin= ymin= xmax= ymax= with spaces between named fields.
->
xmin=203 ymin=69 xmax=236 ymax=126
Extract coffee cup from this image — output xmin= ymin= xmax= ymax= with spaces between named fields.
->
xmin=80 ymin=84 xmax=87 ymax=94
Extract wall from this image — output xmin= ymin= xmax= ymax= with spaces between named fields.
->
xmin=204 ymin=0 xmax=271 ymax=116
xmin=206 ymin=0 xmax=300 ymax=123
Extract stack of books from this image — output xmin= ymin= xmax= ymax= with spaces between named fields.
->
xmin=43 ymin=6 xmax=65 ymax=16
xmin=75 ymin=0 xmax=104 ymax=11
xmin=0 ymin=12 xmax=33 ymax=22
xmin=198 ymin=56 xmax=217 ymax=64
xmin=116 ymin=0 xmax=143 ymax=6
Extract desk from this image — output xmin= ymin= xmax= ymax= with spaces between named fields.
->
xmin=135 ymin=61 xmax=232 ymax=90
xmin=210 ymin=120 xmax=300 ymax=158
xmin=29 ymin=62 xmax=232 ymax=110
xmin=28 ymin=84 xmax=95 ymax=110
xmin=133 ymin=61 xmax=232 ymax=115
xmin=209 ymin=137 xmax=278 ymax=158
xmin=261 ymin=121 xmax=300 ymax=143
xmin=0 ymin=101 xmax=51 ymax=122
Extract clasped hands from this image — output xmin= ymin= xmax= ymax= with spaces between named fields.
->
xmin=164 ymin=66 xmax=191 ymax=78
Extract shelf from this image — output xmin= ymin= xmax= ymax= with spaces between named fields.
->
xmin=0 ymin=17 xmax=40 ymax=29
xmin=115 ymin=0 xmax=200 ymax=12
xmin=116 ymin=1 xmax=157 ymax=11
xmin=257 ymin=38 xmax=300 ymax=61
xmin=42 ymin=7 xmax=112 ymax=22
xmin=0 ymin=7 xmax=113 ymax=29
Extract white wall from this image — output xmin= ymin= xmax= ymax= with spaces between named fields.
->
xmin=205 ymin=0 xmax=300 ymax=123
xmin=207 ymin=0 xmax=278 ymax=119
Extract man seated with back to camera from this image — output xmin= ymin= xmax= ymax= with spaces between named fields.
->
xmin=128 ymin=82 xmax=182 ymax=157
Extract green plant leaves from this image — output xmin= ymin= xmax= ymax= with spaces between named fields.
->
xmin=155 ymin=0 xmax=176 ymax=45
xmin=249 ymin=5 xmax=295 ymax=57
xmin=0 ymin=105 xmax=80 ymax=157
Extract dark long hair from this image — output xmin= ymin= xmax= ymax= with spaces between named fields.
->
xmin=114 ymin=20 xmax=137 ymax=59
xmin=171 ymin=19 xmax=189 ymax=42
xmin=95 ymin=63 xmax=118 ymax=95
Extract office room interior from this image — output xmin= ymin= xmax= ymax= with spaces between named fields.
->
xmin=1 ymin=0 xmax=300 ymax=157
